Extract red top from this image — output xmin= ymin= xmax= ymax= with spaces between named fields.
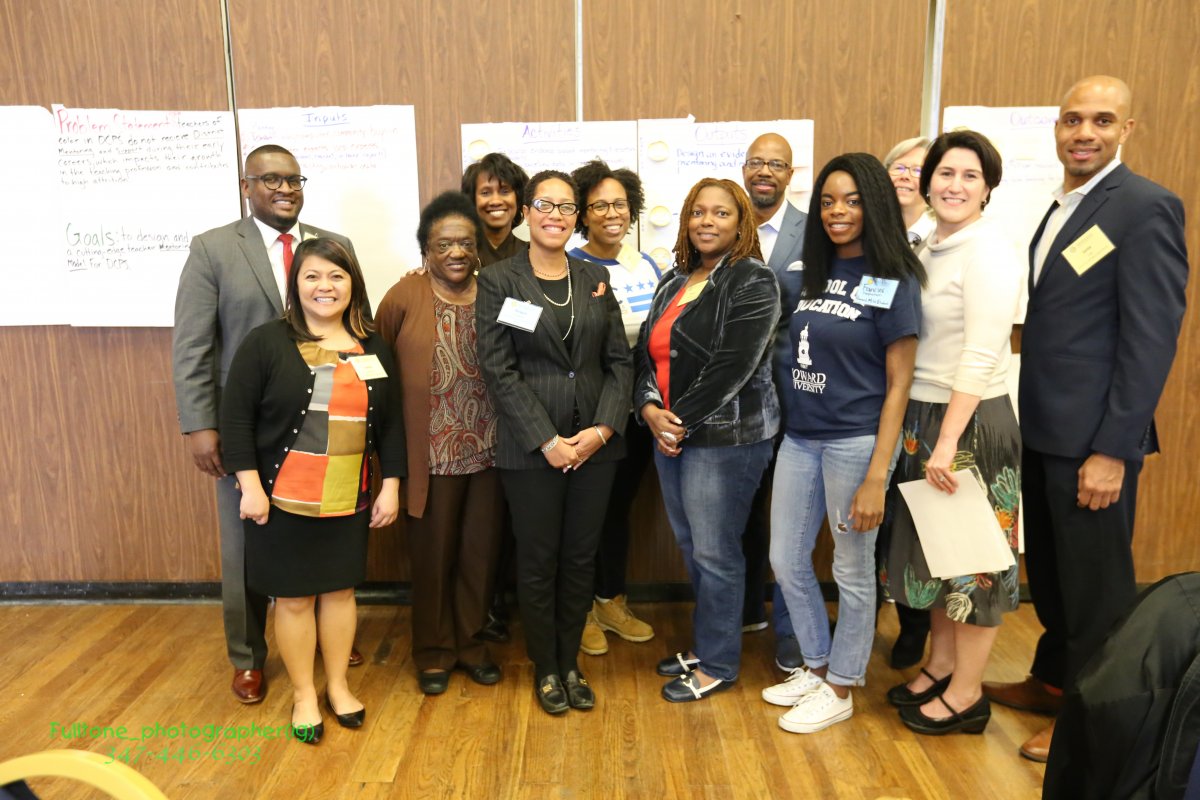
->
xmin=647 ymin=285 xmax=692 ymax=409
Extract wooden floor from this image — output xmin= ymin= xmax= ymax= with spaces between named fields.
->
xmin=0 ymin=600 xmax=1051 ymax=799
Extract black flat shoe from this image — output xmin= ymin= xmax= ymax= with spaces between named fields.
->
xmin=326 ymin=693 xmax=365 ymax=729
xmin=536 ymin=674 xmax=569 ymax=715
xmin=890 ymin=630 xmax=930 ymax=670
xmin=656 ymin=652 xmax=700 ymax=677
xmin=460 ymin=661 xmax=502 ymax=686
xmin=899 ymin=694 xmax=990 ymax=735
xmin=478 ymin=609 xmax=510 ymax=643
xmin=661 ymin=672 xmax=735 ymax=703
xmin=887 ymin=668 xmax=952 ymax=707
xmin=563 ymin=670 xmax=595 ymax=710
xmin=291 ymin=705 xmax=323 ymax=745
xmin=418 ymin=669 xmax=451 ymax=695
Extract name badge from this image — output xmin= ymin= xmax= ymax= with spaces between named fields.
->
xmin=498 ymin=297 xmax=543 ymax=331
xmin=348 ymin=354 xmax=388 ymax=380
xmin=785 ymin=260 xmax=805 ymax=272
xmin=855 ymin=275 xmax=899 ymax=309
xmin=678 ymin=280 xmax=708 ymax=306
xmin=1063 ymin=224 xmax=1115 ymax=276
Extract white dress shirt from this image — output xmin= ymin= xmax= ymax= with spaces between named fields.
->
xmin=251 ymin=216 xmax=302 ymax=303
xmin=756 ymin=201 xmax=789 ymax=263
xmin=1032 ymin=157 xmax=1122 ymax=285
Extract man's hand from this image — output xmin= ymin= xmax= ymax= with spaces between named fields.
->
xmin=1077 ymin=453 xmax=1125 ymax=510
xmin=188 ymin=429 xmax=225 ymax=477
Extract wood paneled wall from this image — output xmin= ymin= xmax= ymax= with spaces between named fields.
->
xmin=939 ymin=0 xmax=1200 ymax=580
xmin=2 ymin=0 xmax=1197 ymax=586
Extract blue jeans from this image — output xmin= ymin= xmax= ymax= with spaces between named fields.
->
xmin=655 ymin=439 xmax=773 ymax=681
xmin=770 ymin=433 xmax=899 ymax=686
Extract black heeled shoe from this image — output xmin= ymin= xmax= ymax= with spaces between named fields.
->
xmin=290 ymin=705 xmax=324 ymax=745
xmin=535 ymin=674 xmax=569 ymax=715
xmin=563 ymin=670 xmax=595 ymax=710
xmin=886 ymin=668 xmax=952 ymax=707
xmin=899 ymin=694 xmax=990 ymax=735
xmin=326 ymin=692 xmax=365 ymax=729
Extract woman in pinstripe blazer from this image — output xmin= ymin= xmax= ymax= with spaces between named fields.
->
xmin=476 ymin=170 xmax=634 ymax=715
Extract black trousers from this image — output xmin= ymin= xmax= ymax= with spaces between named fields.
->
xmin=501 ymin=461 xmax=618 ymax=679
xmin=594 ymin=415 xmax=654 ymax=598
xmin=1023 ymin=447 xmax=1141 ymax=692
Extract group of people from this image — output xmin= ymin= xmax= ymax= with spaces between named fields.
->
xmin=172 ymin=74 xmax=1188 ymax=763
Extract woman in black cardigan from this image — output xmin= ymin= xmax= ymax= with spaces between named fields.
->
xmin=221 ymin=238 xmax=405 ymax=744
xmin=636 ymin=177 xmax=781 ymax=702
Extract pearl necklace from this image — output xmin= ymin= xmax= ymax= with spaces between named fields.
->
xmin=535 ymin=258 xmax=574 ymax=340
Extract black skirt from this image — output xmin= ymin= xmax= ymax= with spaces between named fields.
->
xmin=245 ymin=507 xmax=368 ymax=598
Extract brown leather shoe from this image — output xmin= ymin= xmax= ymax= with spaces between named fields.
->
xmin=349 ymin=647 xmax=364 ymax=667
xmin=232 ymin=669 xmax=265 ymax=704
xmin=981 ymin=676 xmax=1063 ymax=714
xmin=1019 ymin=721 xmax=1055 ymax=762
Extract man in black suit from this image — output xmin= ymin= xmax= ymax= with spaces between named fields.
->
xmin=739 ymin=133 xmax=805 ymax=670
xmin=983 ymin=75 xmax=1189 ymax=762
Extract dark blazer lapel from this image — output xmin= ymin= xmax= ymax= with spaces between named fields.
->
xmin=236 ymin=216 xmax=284 ymax=315
xmin=769 ymin=204 xmax=803 ymax=270
xmin=569 ymin=259 xmax=601 ymax=365
xmin=511 ymin=254 xmax=571 ymax=363
xmin=1039 ymin=164 xmax=1126 ymax=288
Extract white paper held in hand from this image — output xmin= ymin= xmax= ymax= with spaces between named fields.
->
xmin=896 ymin=470 xmax=1015 ymax=579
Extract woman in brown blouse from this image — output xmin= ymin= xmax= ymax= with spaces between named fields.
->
xmin=376 ymin=192 xmax=504 ymax=695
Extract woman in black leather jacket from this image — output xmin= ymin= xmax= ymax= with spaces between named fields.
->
xmin=635 ymin=177 xmax=781 ymax=703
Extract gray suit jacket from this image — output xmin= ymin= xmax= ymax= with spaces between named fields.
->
xmin=172 ymin=216 xmax=355 ymax=433
xmin=476 ymin=252 xmax=633 ymax=470
xmin=766 ymin=202 xmax=808 ymax=404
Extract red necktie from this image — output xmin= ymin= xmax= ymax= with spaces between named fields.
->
xmin=278 ymin=233 xmax=294 ymax=280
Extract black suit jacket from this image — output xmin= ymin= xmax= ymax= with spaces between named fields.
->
xmin=476 ymin=252 xmax=633 ymax=470
xmin=1020 ymin=163 xmax=1188 ymax=463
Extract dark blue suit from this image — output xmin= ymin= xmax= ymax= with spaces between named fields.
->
xmin=1020 ymin=162 xmax=1188 ymax=691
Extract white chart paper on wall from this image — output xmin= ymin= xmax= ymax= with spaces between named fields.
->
xmin=239 ymin=106 xmax=421 ymax=308
xmin=636 ymin=118 xmax=814 ymax=270
xmin=461 ymin=121 xmax=639 ymax=251
xmin=942 ymin=106 xmax=1060 ymax=266
xmin=0 ymin=106 xmax=63 ymax=325
xmin=54 ymin=106 xmax=239 ymax=326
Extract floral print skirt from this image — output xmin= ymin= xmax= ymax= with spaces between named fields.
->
xmin=880 ymin=394 xmax=1021 ymax=627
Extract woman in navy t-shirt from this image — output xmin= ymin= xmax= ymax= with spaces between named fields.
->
xmin=762 ymin=153 xmax=925 ymax=734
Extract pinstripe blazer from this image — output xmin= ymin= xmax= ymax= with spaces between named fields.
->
xmin=476 ymin=252 xmax=633 ymax=470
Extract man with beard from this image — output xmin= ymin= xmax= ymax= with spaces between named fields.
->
xmin=739 ymin=132 xmax=806 ymax=670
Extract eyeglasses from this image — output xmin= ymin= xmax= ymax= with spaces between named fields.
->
xmin=433 ymin=238 xmax=477 ymax=254
xmin=246 ymin=173 xmax=307 ymax=190
xmin=743 ymin=158 xmax=790 ymax=173
xmin=888 ymin=164 xmax=922 ymax=177
xmin=530 ymin=198 xmax=579 ymax=216
xmin=586 ymin=199 xmax=630 ymax=214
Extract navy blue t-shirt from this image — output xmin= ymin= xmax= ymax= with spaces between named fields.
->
xmin=783 ymin=256 xmax=921 ymax=439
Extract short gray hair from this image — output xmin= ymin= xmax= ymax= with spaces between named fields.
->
xmin=882 ymin=136 xmax=932 ymax=168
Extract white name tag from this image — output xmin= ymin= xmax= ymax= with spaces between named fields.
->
xmin=498 ymin=297 xmax=542 ymax=332
xmin=855 ymin=276 xmax=899 ymax=309
xmin=348 ymin=354 xmax=388 ymax=380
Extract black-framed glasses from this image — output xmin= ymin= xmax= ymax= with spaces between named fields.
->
xmin=530 ymin=198 xmax=579 ymax=216
xmin=433 ymin=238 xmax=477 ymax=254
xmin=586 ymin=199 xmax=629 ymax=214
xmin=888 ymin=163 xmax=922 ymax=177
xmin=246 ymin=173 xmax=307 ymax=190
xmin=743 ymin=158 xmax=790 ymax=173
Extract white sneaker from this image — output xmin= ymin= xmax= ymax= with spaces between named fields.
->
xmin=778 ymin=683 xmax=853 ymax=733
xmin=761 ymin=667 xmax=823 ymax=707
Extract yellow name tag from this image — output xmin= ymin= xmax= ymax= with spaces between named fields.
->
xmin=678 ymin=280 xmax=708 ymax=306
xmin=1062 ymin=225 xmax=1115 ymax=276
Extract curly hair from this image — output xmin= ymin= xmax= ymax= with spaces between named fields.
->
xmin=671 ymin=178 xmax=762 ymax=274
xmin=569 ymin=159 xmax=646 ymax=237
xmin=461 ymin=152 xmax=529 ymax=227
xmin=801 ymin=153 xmax=926 ymax=299
xmin=283 ymin=238 xmax=373 ymax=341
xmin=416 ymin=191 xmax=485 ymax=258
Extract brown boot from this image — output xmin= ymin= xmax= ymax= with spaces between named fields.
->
xmin=580 ymin=610 xmax=608 ymax=655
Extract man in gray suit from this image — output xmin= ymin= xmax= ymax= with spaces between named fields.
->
xmin=739 ymin=132 xmax=806 ymax=670
xmin=173 ymin=144 xmax=359 ymax=704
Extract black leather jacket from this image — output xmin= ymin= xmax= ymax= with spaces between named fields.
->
xmin=634 ymin=255 xmax=780 ymax=448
